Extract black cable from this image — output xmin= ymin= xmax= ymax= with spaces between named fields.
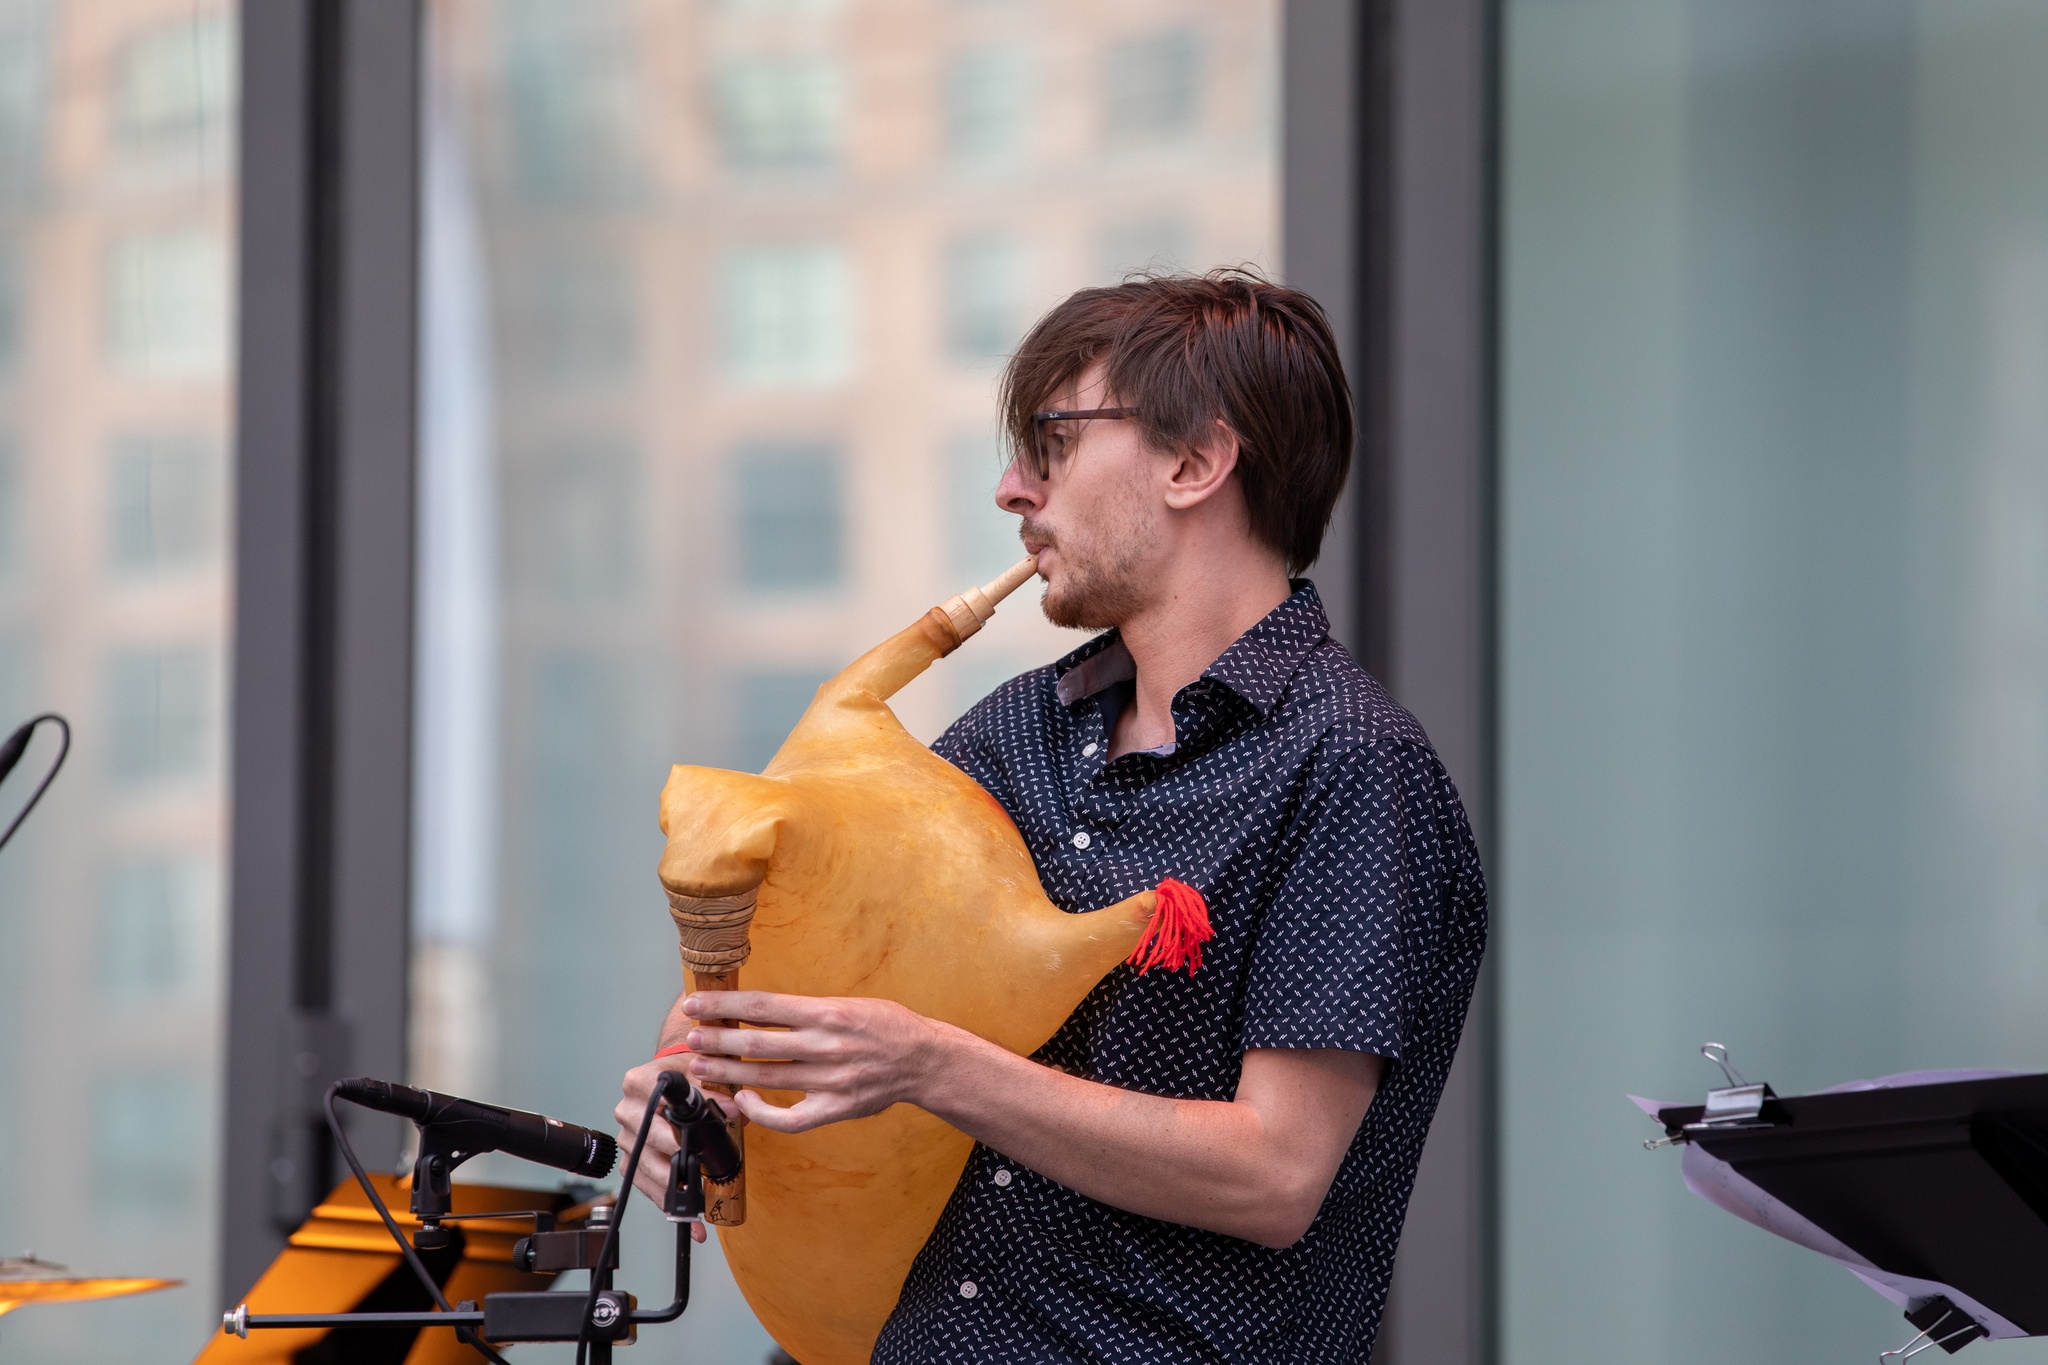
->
xmin=325 ymin=1083 xmax=515 ymax=1365
xmin=576 ymin=1071 xmax=677 ymax=1365
xmin=0 ymin=713 xmax=68 ymax=855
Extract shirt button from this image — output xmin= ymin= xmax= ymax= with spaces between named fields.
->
xmin=993 ymin=1169 xmax=1012 ymax=1187
xmin=1071 ymin=831 xmax=1091 ymax=849
xmin=1082 ymin=742 xmax=1098 ymax=757
xmin=959 ymin=1280 xmax=979 ymax=1299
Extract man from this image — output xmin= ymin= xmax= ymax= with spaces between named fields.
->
xmin=620 ymin=270 xmax=1486 ymax=1363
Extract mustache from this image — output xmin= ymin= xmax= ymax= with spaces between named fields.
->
xmin=1019 ymin=518 xmax=1056 ymax=550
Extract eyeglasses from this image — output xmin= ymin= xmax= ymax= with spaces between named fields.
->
xmin=1022 ymin=407 xmax=1139 ymax=482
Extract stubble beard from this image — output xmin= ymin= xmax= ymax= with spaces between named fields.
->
xmin=1025 ymin=517 xmax=1153 ymax=631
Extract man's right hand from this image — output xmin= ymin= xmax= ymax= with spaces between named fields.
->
xmin=615 ymin=1056 xmax=738 ymax=1242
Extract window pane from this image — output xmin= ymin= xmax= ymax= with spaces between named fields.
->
xmin=113 ymin=12 xmax=234 ymax=150
xmin=1103 ymin=26 xmax=1203 ymax=143
xmin=509 ymin=242 xmax=640 ymax=386
xmin=104 ymin=229 xmax=230 ymax=377
xmin=735 ymin=668 xmax=832 ymax=772
xmin=107 ymin=433 xmax=222 ymax=574
xmin=720 ymin=242 xmax=854 ymax=386
xmin=715 ymin=55 xmax=842 ymax=170
xmin=0 ymin=5 xmax=234 ymax=1361
xmin=1500 ymin=5 xmax=2048 ymax=1363
xmin=944 ymin=45 xmax=1027 ymax=161
xmin=511 ymin=439 xmax=642 ymax=600
xmin=99 ymin=854 xmax=213 ymax=1004
xmin=414 ymin=1 xmax=1278 ymax=1356
xmin=942 ymin=231 xmax=1026 ymax=361
xmin=733 ymin=442 xmax=844 ymax=591
xmin=104 ymin=646 xmax=212 ymax=783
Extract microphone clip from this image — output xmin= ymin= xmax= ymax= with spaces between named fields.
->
xmin=658 ymin=1081 xmax=742 ymax=1224
xmin=409 ymin=1129 xmax=479 ymax=1249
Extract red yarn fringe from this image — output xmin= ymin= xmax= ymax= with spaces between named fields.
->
xmin=1126 ymin=878 xmax=1213 ymax=977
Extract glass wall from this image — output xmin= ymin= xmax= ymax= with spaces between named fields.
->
xmin=1500 ymin=3 xmax=2048 ymax=1362
xmin=411 ymin=0 xmax=1278 ymax=1358
xmin=0 ymin=2 xmax=235 ymax=1362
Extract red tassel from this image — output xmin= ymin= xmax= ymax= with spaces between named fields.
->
xmin=1126 ymin=878 xmax=1213 ymax=977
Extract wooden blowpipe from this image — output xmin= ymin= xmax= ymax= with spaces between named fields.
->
xmin=928 ymin=554 xmax=1041 ymax=651
xmin=665 ymin=554 xmax=1039 ymax=1226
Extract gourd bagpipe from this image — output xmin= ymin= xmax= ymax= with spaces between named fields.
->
xmin=657 ymin=555 xmax=1212 ymax=1365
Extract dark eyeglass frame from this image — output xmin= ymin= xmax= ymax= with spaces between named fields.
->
xmin=1024 ymin=407 xmax=1140 ymax=481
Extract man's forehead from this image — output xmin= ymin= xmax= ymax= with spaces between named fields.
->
xmin=1048 ymin=359 xmax=1113 ymax=407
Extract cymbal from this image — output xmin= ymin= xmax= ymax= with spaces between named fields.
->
xmin=0 ymin=1276 xmax=181 ymax=1316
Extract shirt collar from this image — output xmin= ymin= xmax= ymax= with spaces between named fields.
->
xmin=1050 ymin=579 xmax=1331 ymax=718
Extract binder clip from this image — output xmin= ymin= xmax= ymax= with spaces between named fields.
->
xmin=1881 ymin=1298 xmax=1988 ymax=1361
xmin=1643 ymin=1043 xmax=1787 ymax=1150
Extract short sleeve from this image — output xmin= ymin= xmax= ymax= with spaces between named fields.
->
xmin=1240 ymin=736 xmax=1461 ymax=1061
xmin=931 ymin=714 xmax=975 ymax=769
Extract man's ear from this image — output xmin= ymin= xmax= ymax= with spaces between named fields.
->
xmin=1162 ymin=417 xmax=1241 ymax=510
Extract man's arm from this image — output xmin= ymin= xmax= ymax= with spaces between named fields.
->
xmin=672 ymin=990 xmax=1383 ymax=1249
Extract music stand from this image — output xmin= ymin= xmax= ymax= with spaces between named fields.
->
xmin=1643 ymin=1063 xmax=2048 ymax=1358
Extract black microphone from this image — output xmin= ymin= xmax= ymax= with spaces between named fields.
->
xmin=334 ymin=1078 xmax=618 ymax=1179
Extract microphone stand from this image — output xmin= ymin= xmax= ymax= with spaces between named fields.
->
xmin=224 ymin=1078 xmax=721 ymax=1356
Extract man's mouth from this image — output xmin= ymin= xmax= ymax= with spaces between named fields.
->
xmin=1020 ymin=523 xmax=1055 ymax=559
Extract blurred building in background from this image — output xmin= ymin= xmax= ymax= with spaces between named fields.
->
xmin=5 ymin=4 xmax=2046 ymax=1365
xmin=408 ymin=0 xmax=1278 ymax=1356
xmin=0 ymin=1 xmax=235 ymax=1361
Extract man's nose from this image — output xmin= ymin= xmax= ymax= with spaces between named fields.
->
xmin=994 ymin=460 xmax=1042 ymax=516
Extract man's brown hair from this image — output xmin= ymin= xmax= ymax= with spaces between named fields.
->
xmin=999 ymin=267 xmax=1354 ymax=574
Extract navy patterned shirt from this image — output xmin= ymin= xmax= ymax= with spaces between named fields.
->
xmin=870 ymin=581 xmax=1488 ymax=1365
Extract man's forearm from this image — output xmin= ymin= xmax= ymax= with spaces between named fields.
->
xmin=911 ymin=1021 xmax=1331 ymax=1248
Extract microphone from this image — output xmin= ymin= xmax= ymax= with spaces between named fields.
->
xmin=334 ymin=1078 xmax=617 ymax=1179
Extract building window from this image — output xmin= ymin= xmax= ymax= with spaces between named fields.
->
xmin=516 ymin=243 xmax=639 ymax=385
xmin=105 ymin=229 xmax=229 ymax=378
xmin=948 ymin=429 xmax=1020 ymax=582
xmin=718 ymin=0 xmax=840 ymax=13
xmin=105 ymin=645 xmax=211 ymax=783
xmin=733 ymin=442 xmax=844 ymax=591
xmin=944 ymin=46 xmax=1026 ymax=161
xmin=0 ymin=435 xmax=17 ymax=577
xmin=99 ymin=855 xmax=212 ymax=1004
xmin=1096 ymin=216 xmax=1192 ymax=282
xmin=113 ymin=11 xmax=235 ymax=151
xmin=720 ymin=244 xmax=853 ymax=387
xmin=0 ymin=239 xmax=21 ymax=374
xmin=107 ymin=433 xmax=221 ymax=574
xmin=93 ymin=1074 xmax=203 ymax=1219
xmin=526 ymin=649 xmax=643 ymax=915
xmin=512 ymin=440 xmax=641 ymax=601
xmin=943 ymin=232 xmax=1025 ymax=361
xmin=735 ymin=668 xmax=832 ymax=772
xmin=1103 ymin=27 xmax=1203 ymax=143
xmin=714 ymin=56 xmax=841 ymax=170
xmin=501 ymin=0 xmax=641 ymax=202
xmin=0 ymin=10 xmax=48 ymax=202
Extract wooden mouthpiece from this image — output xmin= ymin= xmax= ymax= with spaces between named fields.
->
xmin=932 ymin=554 xmax=1039 ymax=652
xmin=667 ymin=888 xmax=758 ymax=1225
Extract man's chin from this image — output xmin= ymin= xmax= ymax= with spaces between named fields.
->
xmin=1040 ymin=579 xmax=1122 ymax=632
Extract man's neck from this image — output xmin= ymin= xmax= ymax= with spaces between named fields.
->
xmin=1107 ymin=549 xmax=1292 ymax=758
